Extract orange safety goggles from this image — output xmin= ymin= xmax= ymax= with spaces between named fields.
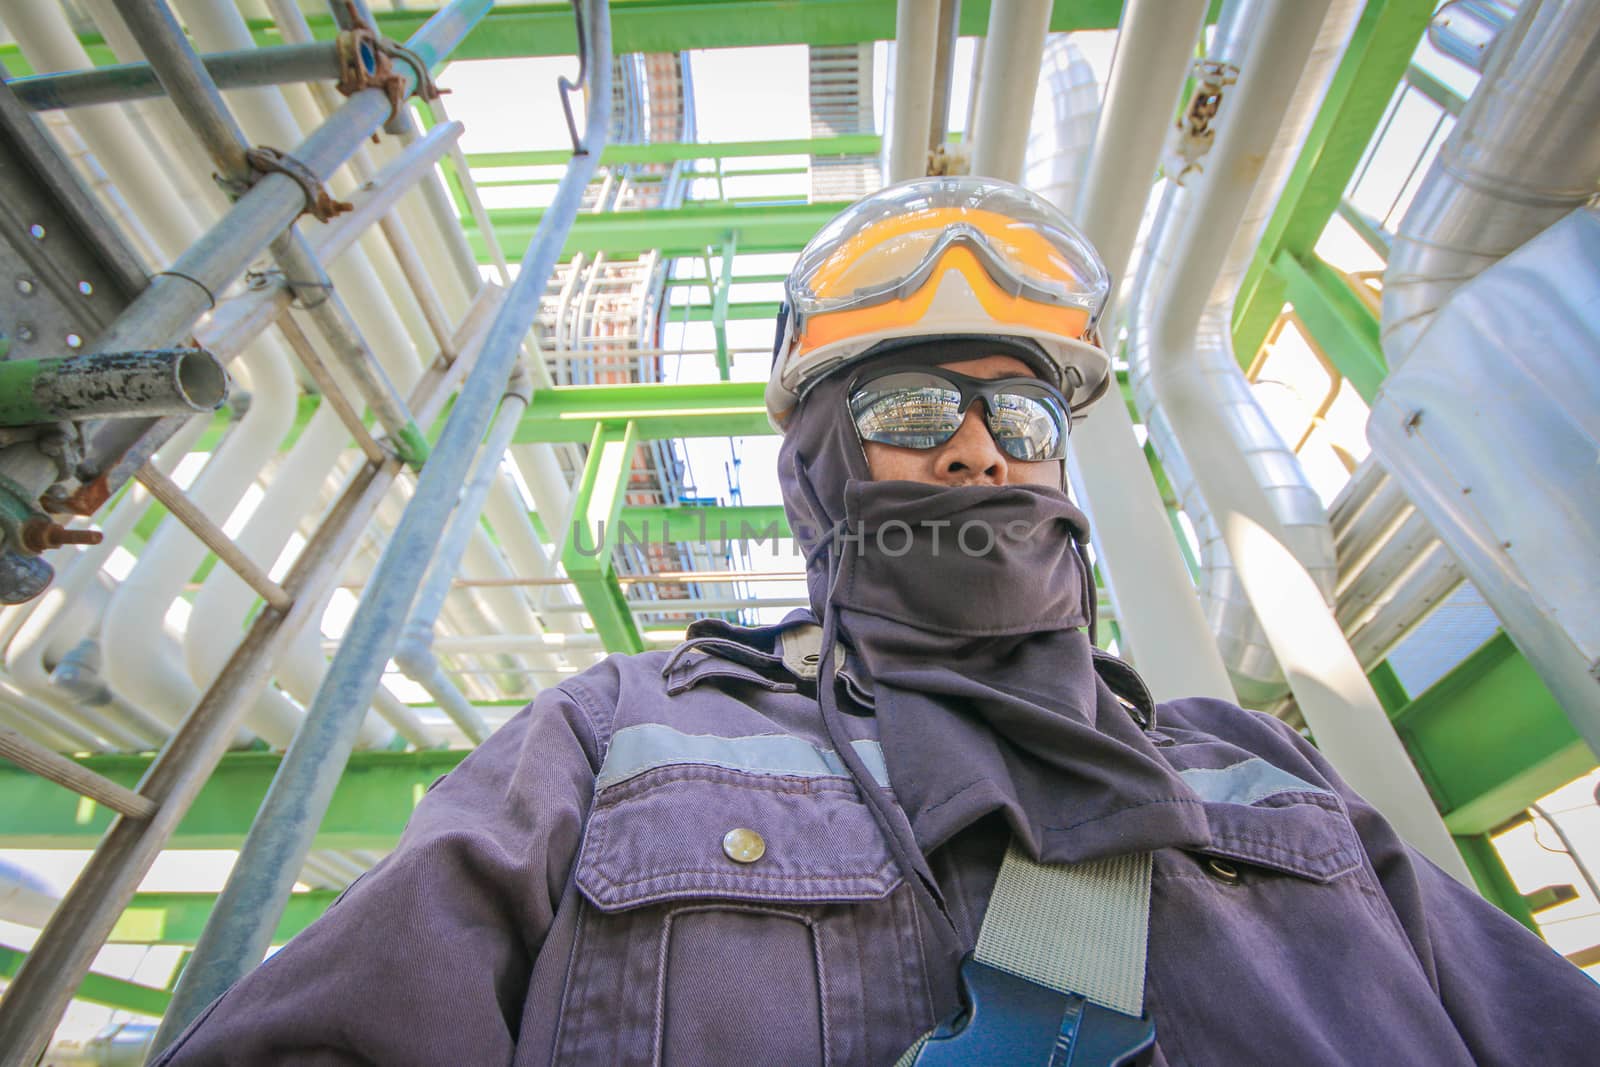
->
xmin=787 ymin=199 xmax=1108 ymax=357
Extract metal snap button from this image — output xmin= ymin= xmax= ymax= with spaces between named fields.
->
xmin=1205 ymin=857 xmax=1241 ymax=885
xmin=722 ymin=827 xmax=766 ymax=864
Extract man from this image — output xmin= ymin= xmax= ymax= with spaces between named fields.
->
xmin=156 ymin=177 xmax=1600 ymax=1065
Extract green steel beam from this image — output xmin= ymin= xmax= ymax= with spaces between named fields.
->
xmin=1453 ymin=834 xmax=1541 ymax=933
xmin=713 ymin=234 xmax=737 ymax=380
xmin=468 ymin=134 xmax=882 ymax=169
xmin=0 ymin=944 xmax=170 ymax=1017
xmin=467 ymin=201 xmax=843 ymax=261
xmin=1275 ymin=251 xmax=1388 ymax=403
xmin=1391 ymin=633 xmax=1593 ymax=835
xmin=0 ymin=3 xmax=1152 ymax=74
xmin=1367 ymin=659 xmax=1409 ymax=715
xmin=0 ymin=749 xmax=468 ymax=848
xmin=109 ymin=892 xmax=338 ymax=946
xmin=0 ymin=0 xmax=1232 ymax=74
xmin=1232 ymin=0 xmax=1435 ymax=363
xmin=563 ymin=421 xmax=647 ymax=654
xmin=514 ymin=381 xmax=772 ymax=444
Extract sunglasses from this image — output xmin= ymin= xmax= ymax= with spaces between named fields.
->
xmin=847 ymin=366 xmax=1071 ymax=463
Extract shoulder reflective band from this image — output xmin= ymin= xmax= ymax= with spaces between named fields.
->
xmin=597 ymin=722 xmax=889 ymax=790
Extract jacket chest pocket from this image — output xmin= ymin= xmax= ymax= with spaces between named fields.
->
xmin=553 ymin=762 xmax=931 ymax=1067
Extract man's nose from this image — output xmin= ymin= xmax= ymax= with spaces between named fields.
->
xmin=932 ymin=405 xmax=1008 ymax=485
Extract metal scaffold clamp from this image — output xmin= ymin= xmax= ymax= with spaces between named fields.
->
xmin=333 ymin=9 xmax=448 ymax=133
xmin=242 ymin=145 xmax=354 ymax=223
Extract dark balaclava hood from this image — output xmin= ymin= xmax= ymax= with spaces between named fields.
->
xmin=778 ymin=361 xmax=1207 ymax=874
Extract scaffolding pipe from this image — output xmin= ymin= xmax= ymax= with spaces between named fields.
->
xmin=132 ymin=463 xmax=291 ymax=612
xmin=81 ymin=2 xmax=485 ymax=362
xmin=0 ymin=727 xmax=155 ymax=819
xmin=0 ymin=254 xmax=480 ymax=1058
xmin=8 ymin=41 xmax=345 ymax=112
xmin=152 ymin=0 xmax=611 ymax=1042
xmin=395 ymin=364 xmax=543 ymax=743
xmin=110 ymin=0 xmax=431 ymax=468
xmin=0 ymin=349 xmax=227 ymax=426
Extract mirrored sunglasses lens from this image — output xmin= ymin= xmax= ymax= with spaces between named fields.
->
xmin=850 ymin=375 xmax=963 ymax=450
xmin=987 ymin=389 xmax=1067 ymax=461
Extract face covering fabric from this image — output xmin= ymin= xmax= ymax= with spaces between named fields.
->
xmin=778 ymin=369 xmax=1208 ymax=866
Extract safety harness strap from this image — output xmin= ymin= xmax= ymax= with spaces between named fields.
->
xmin=976 ymin=843 xmax=1152 ymax=1017
xmin=893 ymin=842 xmax=1154 ymax=1066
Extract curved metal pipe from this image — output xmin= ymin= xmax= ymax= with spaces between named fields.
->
xmin=1128 ymin=0 xmax=1470 ymax=879
xmin=1045 ymin=0 xmax=1233 ymax=702
xmin=1127 ymin=0 xmax=1350 ymax=704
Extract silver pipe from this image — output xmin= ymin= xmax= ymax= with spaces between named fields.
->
xmin=154 ymin=0 xmax=611 ymax=1041
xmin=1382 ymin=0 xmax=1600 ymax=365
xmin=1127 ymin=0 xmax=1470 ymax=879
xmin=1333 ymin=508 xmax=1437 ymax=632
xmin=1127 ymin=0 xmax=1348 ymax=703
xmin=1371 ymin=1 xmax=1600 ymax=742
xmin=1428 ymin=0 xmax=1518 ymax=74
xmin=8 ymin=41 xmax=345 ymax=111
xmin=1346 ymin=545 xmax=1463 ymax=668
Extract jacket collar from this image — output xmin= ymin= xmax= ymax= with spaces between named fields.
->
xmin=679 ymin=611 xmax=1158 ymax=729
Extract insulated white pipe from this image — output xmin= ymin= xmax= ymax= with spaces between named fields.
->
xmin=968 ymin=0 xmax=1053 ymax=181
xmin=182 ymin=403 xmax=394 ymax=750
xmin=79 ymin=0 xmax=236 ymax=227
xmin=1044 ymin=0 xmax=1233 ymax=701
xmin=1 ymin=423 xmax=207 ymax=750
xmin=1136 ymin=0 xmax=1469 ymax=880
xmin=0 ymin=685 xmax=88 ymax=752
xmin=100 ymin=348 xmax=302 ymax=746
xmin=887 ymin=0 xmax=941 ymax=183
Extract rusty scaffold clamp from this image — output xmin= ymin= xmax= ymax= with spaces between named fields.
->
xmin=334 ymin=4 xmax=448 ymax=135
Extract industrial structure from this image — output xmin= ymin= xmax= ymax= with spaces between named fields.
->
xmin=0 ymin=0 xmax=1596 ymax=1059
